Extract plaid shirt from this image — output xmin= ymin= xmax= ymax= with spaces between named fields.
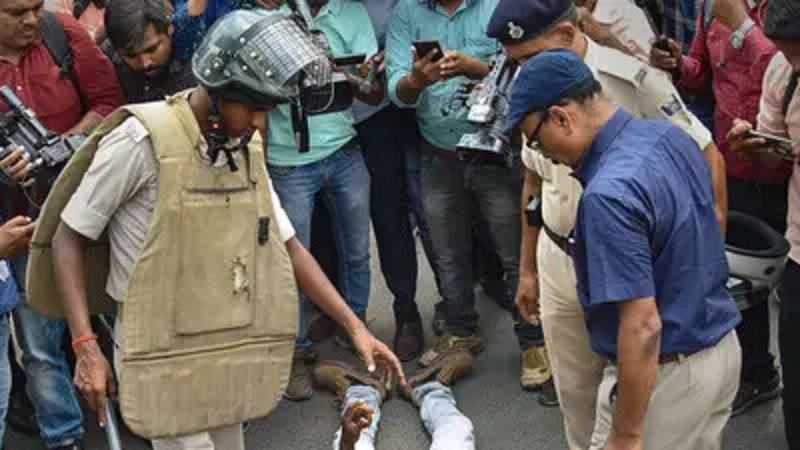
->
xmin=660 ymin=0 xmax=701 ymax=53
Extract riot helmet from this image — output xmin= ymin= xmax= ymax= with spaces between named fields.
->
xmin=192 ymin=9 xmax=331 ymax=107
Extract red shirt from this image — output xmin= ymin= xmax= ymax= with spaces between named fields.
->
xmin=0 ymin=12 xmax=123 ymax=134
xmin=680 ymin=0 xmax=789 ymax=183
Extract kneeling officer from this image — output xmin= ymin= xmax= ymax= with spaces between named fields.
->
xmin=25 ymin=9 xmax=404 ymax=449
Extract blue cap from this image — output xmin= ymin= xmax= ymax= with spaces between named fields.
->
xmin=506 ymin=49 xmax=597 ymax=132
xmin=487 ymin=0 xmax=575 ymax=44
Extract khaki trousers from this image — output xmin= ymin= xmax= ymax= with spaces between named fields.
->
xmin=590 ymin=330 xmax=741 ymax=450
xmin=538 ymin=234 xmax=606 ymax=450
xmin=151 ymin=425 xmax=244 ymax=450
xmin=113 ymin=312 xmax=246 ymax=450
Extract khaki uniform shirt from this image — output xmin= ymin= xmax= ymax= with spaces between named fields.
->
xmin=522 ymin=37 xmax=714 ymax=237
xmin=62 ymin=117 xmax=296 ymax=302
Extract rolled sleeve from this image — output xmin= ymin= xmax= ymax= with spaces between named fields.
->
xmin=62 ymin=118 xmax=156 ymax=240
xmin=386 ymin=0 xmax=418 ymax=108
xmin=637 ymin=68 xmax=713 ymax=150
xmin=579 ymin=190 xmax=655 ymax=305
xmin=62 ymin=13 xmax=125 ymax=117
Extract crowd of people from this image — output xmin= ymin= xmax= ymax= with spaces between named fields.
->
xmin=0 ymin=0 xmax=795 ymax=448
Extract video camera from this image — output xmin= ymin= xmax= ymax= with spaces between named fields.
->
xmin=446 ymin=51 xmax=519 ymax=165
xmin=0 ymin=85 xmax=84 ymax=186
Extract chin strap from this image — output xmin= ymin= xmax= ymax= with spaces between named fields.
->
xmin=205 ymin=100 xmax=251 ymax=172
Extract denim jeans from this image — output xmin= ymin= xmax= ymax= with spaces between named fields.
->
xmin=405 ymin=136 xmax=443 ymax=295
xmin=420 ymin=143 xmax=543 ymax=348
xmin=356 ymin=106 xmax=420 ymax=323
xmin=332 ymin=382 xmax=474 ymax=450
xmin=269 ymin=143 xmax=371 ymax=349
xmin=9 ymin=254 xmax=83 ymax=448
xmin=0 ymin=313 xmax=12 ymax=449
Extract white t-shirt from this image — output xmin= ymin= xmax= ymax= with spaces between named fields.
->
xmin=62 ymin=117 xmax=295 ymax=302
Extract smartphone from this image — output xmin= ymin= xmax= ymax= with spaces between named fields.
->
xmin=413 ymin=40 xmax=443 ymax=62
xmin=332 ymin=54 xmax=366 ymax=67
xmin=653 ymin=36 xmax=671 ymax=51
xmin=745 ymin=129 xmax=795 ymax=146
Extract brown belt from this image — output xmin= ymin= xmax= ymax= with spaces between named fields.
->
xmin=611 ymin=350 xmax=700 ymax=366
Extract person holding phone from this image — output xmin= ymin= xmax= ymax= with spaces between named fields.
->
xmin=386 ymin=0 xmax=551 ymax=398
xmin=727 ymin=1 xmax=800 ymax=445
xmin=650 ymin=0 xmax=789 ymax=418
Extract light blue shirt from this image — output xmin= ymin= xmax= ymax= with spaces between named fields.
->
xmin=267 ymin=0 xmax=378 ymax=166
xmin=386 ymin=0 xmax=499 ymax=150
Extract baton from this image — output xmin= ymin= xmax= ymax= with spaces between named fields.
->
xmin=105 ymin=399 xmax=122 ymax=450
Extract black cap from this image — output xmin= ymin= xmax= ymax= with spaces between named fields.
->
xmin=765 ymin=0 xmax=800 ymax=41
xmin=487 ymin=0 xmax=576 ymax=44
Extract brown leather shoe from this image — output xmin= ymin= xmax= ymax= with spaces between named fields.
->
xmin=402 ymin=350 xmax=473 ymax=400
xmin=394 ymin=319 xmax=424 ymax=362
xmin=419 ymin=334 xmax=483 ymax=367
xmin=313 ymin=360 xmax=392 ymax=402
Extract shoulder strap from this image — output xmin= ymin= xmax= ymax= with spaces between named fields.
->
xmin=39 ymin=12 xmax=86 ymax=112
xmin=783 ymin=72 xmax=799 ymax=118
xmin=703 ymin=0 xmax=715 ymax=30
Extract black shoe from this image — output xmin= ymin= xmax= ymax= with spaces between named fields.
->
xmin=432 ymin=302 xmax=447 ymax=337
xmin=732 ymin=374 xmax=781 ymax=417
xmin=394 ymin=318 xmax=425 ymax=362
xmin=537 ymin=378 xmax=559 ymax=407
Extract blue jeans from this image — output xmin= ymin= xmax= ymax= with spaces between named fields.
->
xmin=0 ymin=313 xmax=12 ymax=449
xmin=420 ymin=143 xmax=544 ymax=348
xmin=9 ymin=254 xmax=84 ymax=448
xmin=332 ymin=382 xmax=474 ymax=450
xmin=356 ymin=106 xmax=420 ymax=323
xmin=269 ymin=143 xmax=371 ymax=349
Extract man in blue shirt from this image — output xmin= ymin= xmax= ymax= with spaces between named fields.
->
xmin=386 ymin=0 xmax=549 ymax=390
xmin=507 ymin=49 xmax=741 ymax=449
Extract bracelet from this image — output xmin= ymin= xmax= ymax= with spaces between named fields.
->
xmin=71 ymin=334 xmax=98 ymax=351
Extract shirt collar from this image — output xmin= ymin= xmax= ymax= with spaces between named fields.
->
xmin=318 ymin=0 xmax=344 ymax=17
xmin=573 ymin=108 xmax=632 ymax=185
xmin=417 ymin=0 xmax=474 ymax=15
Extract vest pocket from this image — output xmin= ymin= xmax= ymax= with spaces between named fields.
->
xmin=174 ymin=187 xmax=258 ymax=335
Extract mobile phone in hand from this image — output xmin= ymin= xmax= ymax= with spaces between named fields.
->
xmin=653 ymin=36 xmax=671 ymax=51
xmin=332 ymin=54 xmax=367 ymax=67
xmin=413 ymin=40 xmax=443 ymax=62
xmin=745 ymin=129 xmax=795 ymax=146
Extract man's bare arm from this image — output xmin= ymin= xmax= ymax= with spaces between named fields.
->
xmin=52 ymin=222 xmax=93 ymax=340
xmin=520 ymin=169 xmax=542 ymax=276
xmin=612 ymin=297 xmax=662 ymax=444
xmin=703 ymin=142 xmax=728 ymax=234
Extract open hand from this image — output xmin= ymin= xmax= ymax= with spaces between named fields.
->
xmin=350 ymin=325 xmax=406 ymax=386
xmin=340 ymin=400 xmax=373 ymax=450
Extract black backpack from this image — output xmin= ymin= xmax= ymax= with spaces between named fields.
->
xmin=39 ymin=11 xmax=86 ymax=111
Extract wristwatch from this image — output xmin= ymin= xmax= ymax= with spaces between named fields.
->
xmin=731 ymin=17 xmax=756 ymax=50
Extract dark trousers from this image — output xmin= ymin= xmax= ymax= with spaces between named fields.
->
xmin=778 ymin=259 xmax=800 ymax=449
xmin=356 ymin=106 xmax=420 ymax=323
xmin=728 ymin=176 xmax=788 ymax=385
xmin=420 ymin=142 xmax=543 ymax=349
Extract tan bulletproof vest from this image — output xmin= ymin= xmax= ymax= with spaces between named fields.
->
xmin=27 ymin=93 xmax=299 ymax=439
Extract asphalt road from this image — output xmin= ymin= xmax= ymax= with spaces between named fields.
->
xmin=7 ymin=240 xmax=789 ymax=449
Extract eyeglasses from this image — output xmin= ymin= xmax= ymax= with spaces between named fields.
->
xmin=525 ymin=111 xmax=549 ymax=153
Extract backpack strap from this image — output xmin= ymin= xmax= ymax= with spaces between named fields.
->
xmin=703 ymin=0 xmax=715 ymax=30
xmin=783 ymin=72 xmax=799 ymax=118
xmin=39 ymin=12 xmax=86 ymax=113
